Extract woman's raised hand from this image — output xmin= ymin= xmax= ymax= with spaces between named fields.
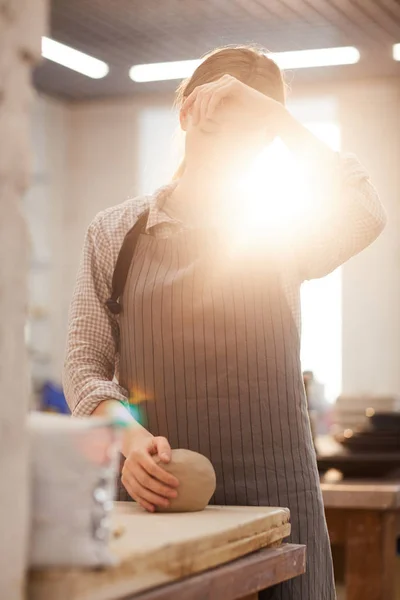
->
xmin=181 ymin=74 xmax=286 ymax=133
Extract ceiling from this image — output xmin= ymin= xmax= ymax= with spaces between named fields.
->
xmin=34 ymin=0 xmax=400 ymax=101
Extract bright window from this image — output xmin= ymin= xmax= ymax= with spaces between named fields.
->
xmin=300 ymin=121 xmax=341 ymax=403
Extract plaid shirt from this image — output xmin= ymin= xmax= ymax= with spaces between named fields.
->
xmin=64 ymin=154 xmax=386 ymax=416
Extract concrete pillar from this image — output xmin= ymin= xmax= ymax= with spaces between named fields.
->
xmin=0 ymin=1 xmax=47 ymax=598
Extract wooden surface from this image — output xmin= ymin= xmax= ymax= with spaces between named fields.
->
xmin=317 ymin=452 xmax=400 ymax=479
xmin=323 ymin=480 xmax=400 ymax=600
xmin=29 ymin=503 xmax=291 ymax=600
xmin=321 ymin=480 xmax=400 ymax=509
xmin=126 ymin=544 xmax=306 ymax=600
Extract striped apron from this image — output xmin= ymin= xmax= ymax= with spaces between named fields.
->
xmin=115 ymin=222 xmax=335 ymax=600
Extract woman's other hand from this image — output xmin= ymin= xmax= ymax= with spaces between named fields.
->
xmin=121 ymin=432 xmax=179 ymax=512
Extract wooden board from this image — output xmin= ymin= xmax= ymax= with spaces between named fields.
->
xmin=130 ymin=544 xmax=306 ymax=600
xmin=29 ymin=503 xmax=290 ymax=600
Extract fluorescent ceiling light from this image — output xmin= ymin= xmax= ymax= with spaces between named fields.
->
xmin=393 ymin=43 xmax=400 ymax=61
xmin=129 ymin=46 xmax=360 ymax=83
xmin=130 ymin=59 xmax=200 ymax=83
xmin=270 ymin=46 xmax=360 ymax=70
xmin=41 ymin=37 xmax=109 ymax=79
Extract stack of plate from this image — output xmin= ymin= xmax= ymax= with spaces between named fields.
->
xmin=333 ymin=394 xmax=400 ymax=433
xmin=333 ymin=395 xmax=400 ymax=454
xmin=335 ymin=415 xmax=400 ymax=452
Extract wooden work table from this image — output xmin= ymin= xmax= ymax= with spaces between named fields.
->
xmin=29 ymin=503 xmax=306 ymax=600
xmin=321 ymin=480 xmax=400 ymax=600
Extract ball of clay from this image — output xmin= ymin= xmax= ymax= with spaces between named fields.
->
xmin=155 ymin=449 xmax=216 ymax=513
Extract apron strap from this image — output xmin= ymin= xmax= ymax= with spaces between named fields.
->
xmin=105 ymin=209 xmax=150 ymax=314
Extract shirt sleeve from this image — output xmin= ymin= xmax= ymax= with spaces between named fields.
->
xmin=296 ymin=153 xmax=387 ymax=281
xmin=63 ymin=215 xmax=128 ymax=416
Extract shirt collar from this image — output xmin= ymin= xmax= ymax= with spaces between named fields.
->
xmin=146 ymin=182 xmax=181 ymax=233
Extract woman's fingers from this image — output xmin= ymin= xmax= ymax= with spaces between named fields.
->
xmin=140 ymin=450 xmax=180 ymax=487
xmin=184 ymin=86 xmax=204 ymax=125
xmin=121 ymin=470 xmax=155 ymax=512
xmin=192 ymin=88 xmax=207 ymax=126
xmin=183 ymin=75 xmax=263 ymax=131
xmin=121 ymin=434 xmax=179 ymax=512
xmin=136 ymin=484 xmax=171 ymax=510
xmin=146 ymin=436 xmax=180 ymax=487
xmin=153 ymin=435 xmax=172 ymax=463
xmin=136 ymin=497 xmax=156 ymax=513
xmin=132 ymin=462 xmax=178 ymax=499
xmin=198 ymin=80 xmax=222 ymax=126
xmin=183 ymin=76 xmax=235 ymax=128
xmin=206 ymin=79 xmax=236 ymax=121
xmin=123 ymin=436 xmax=179 ymax=488
xmin=122 ymin=466 xmax=172 ymax=510
xmin=182 ymin=85 xmax=200 ymax=115
xmin=199 ymin=91 xmax=211 ymax=126
xmin=153 ymin=436 xmax=172 ymax=463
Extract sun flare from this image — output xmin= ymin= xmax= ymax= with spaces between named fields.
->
xmin=225 ymin=122 xmax=341 ymax=253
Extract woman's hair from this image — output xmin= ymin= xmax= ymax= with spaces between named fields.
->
xmin=172 ymin=45 xmax=286 ymax=179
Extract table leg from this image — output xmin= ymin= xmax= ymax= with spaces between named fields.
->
xmin=346 ymin=510 xmax=398 ymax=600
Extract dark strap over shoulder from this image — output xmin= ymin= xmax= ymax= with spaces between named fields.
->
xmin=105 ymin=209 xmax=150 ymax=314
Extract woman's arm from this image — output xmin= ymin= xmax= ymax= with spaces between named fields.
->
xmin=64 ymin=217 xmax=127 ymax=415
xmin=181 ymin=76 xmax=386 ymax=280
xmin=92 ymin=400 xmax=151 ymax=457
xmin=63 ymin=216 xmax=151 ymax=456
xmin=63 ymin=213 xmax=179 ymax=510
xmin=278 ymin=112 xmax=387 ymax=280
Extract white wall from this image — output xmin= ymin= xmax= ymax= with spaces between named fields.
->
xmin=29 ymin=78 xmax=400 ymax=396
xmin=288 ymin=77 xmax=400 ymax=395
xmin=26 ymin=95 xmax=69 ymax=386
xmin=338 ymin=80 xmax=400 ymax=395
xmin=27 ymin=95 xmax=167 ymax=383
xmin=65 ymin=100 xmax=140 ymax=311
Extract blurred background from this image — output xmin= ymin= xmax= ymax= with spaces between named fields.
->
xmin=27 ymin=1 xmax=400 ymax=419
xmin=22 ymin=0 xmax=400 ymax=596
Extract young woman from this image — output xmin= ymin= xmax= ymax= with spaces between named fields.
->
xmin=64 ymin=45 xmax=386 ymax=599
